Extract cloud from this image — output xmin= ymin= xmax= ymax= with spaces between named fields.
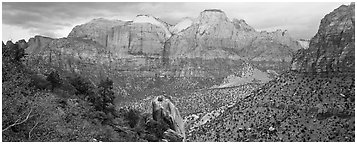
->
xmin=2 ymin=2 xmax=350 ymax=42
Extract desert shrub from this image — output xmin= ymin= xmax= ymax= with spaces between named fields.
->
xmin=122 ymin=109 xmax=142 ymax=128
xmin=29 ymin=74 xmax=52 ymax=90
xmin=69 ymin=75 xmax=95 ymax=96
xmin=46 ymin=70 xmax=61 ymax=91
xmin=90 ymin=77 xmax=115 ymax=113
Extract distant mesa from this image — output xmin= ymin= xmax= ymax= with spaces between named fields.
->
xmin=202 ymin=9 xmax=224 ymax=13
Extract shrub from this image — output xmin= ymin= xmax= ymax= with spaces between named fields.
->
xmin=91 ymin=77 xmax=115 ymax=113
xmin=69 ymin=75 xmax=94 ymax=96
xmin=29 ymin=74 xmax=52 ymax=90
xmin=122 ymin=109 xmax=142 ymax=128
xmin=46 ymin=70 xmax=61 ymax=91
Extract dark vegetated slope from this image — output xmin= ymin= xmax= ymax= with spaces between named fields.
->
xmin=189 ymin=71 xmax=354 ymax=142
xmin=2 ymin=42 xmax=176 ymax=142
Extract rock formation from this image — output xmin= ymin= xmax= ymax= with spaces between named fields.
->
xmin=297 ymin=39 xmax=310 ymax=49
xmin=25 ymin=9 xmax=304 ymax=91
xmin=151 ymin=95 xmax=185 ymax=142
xmin=291 ymin=3 xmax=355 ymax=73
xmin=169 ymin=17 xmax=194 ymax=35
xmin=67 ymin=18 xmax=125 ymax=47
xmin=167 ymin=9 xmax=301 ymax=61
xmin=26 ymin=35 xmax=54 ymax=55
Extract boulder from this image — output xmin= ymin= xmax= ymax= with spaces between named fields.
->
xmin=151 ymin=95 xmax=186 ymax=142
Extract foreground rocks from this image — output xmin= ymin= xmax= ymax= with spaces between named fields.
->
xmin=151 ymin=95 xmax=186 ymax=142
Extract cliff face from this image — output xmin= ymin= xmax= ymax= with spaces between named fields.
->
xmin=106 ymin=22 xmax=168 ymax=57
xmin=26 ymin=35 xmax=54 ymax=55
xmin=291 ymin=3 xmax=355 ymax=73
xmin=67 ymin=18 xmax=125 ymax=47
xmin=26 ymin=9 xmax=303 ymax=81
xmin=163 ymin=9 xmax=302 ymax=77
xmin=68 ymin=16 xmax=171 ymax=57
xmin=168 ymin=9 xmax=301 ymax=61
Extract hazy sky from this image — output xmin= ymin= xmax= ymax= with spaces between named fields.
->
xmin=2 ymin=2 xmax=350 ymax=42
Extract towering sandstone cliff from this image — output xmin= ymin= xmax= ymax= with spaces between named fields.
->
xmin=167 ymin=9 xmax=301 ymax=61
xmin=25 ymin=9 xmax=304 ymax=82
xmin=291 ymin=3 xmax=355 ymax=73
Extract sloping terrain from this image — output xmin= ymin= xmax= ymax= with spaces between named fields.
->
xmin=189 ymin=71 xmax=354 ymax=142
xmin=121 ymin=81 xmax=262 ymax=138
xmin=2 ymin=41 xmax=188 ymax=142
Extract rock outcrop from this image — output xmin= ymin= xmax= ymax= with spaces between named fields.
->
xmin=169 ymin=17 xmax=194 ymax=35
xmin=26 ymin=35 xmax=54 ymax=55
xmin=291 ymin=3 xmax=355 ymax=73
xmin=151 ymin=96 xmax=186 ymax=142
xmin=106 ymin=21 xmax=168 ymax=56
xmin=297 ymin=39 xmax=310 ymax=49
xmin=167 ymin=9 xmax=301 ymax=61
xmin=67 ymin=18 xmax=125 ymax=47
xmin=68 ymin=16 xmax=170 ymax=57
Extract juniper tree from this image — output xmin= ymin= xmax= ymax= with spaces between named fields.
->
xmin=46 ymin=70 xmax=61 ymax=91
xmin=94 ymin=77 xmax=115 ymax=114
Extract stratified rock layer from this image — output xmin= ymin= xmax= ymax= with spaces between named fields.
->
xmin=26 ymin=9 xmax=304 ymax=86
xmin=291 ymin=3 xmax=355 ymax=73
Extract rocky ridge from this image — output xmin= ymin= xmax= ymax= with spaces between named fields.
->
xmin=26 ymin=9 xmax=304 ymax=80
xmin=169 ymin=17 xmax=194 ymax=35
xmin=291 ymin=3 xmax=355 ymax=73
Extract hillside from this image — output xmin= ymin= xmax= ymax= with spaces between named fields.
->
xmin=189 ymin=72 xmax=355 ymax=142
xmin=188 ymin=3 xmax=355 ymax=142
xmin=2 ymin=41 xmax=191 ymax=142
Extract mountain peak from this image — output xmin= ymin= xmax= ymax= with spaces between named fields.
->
xmin=170 ymin=17 xmax=194 ymax=34
xmin=232 ymin=18 xmax=255 ymax=32
xmin=132 ymin=14 xmax=172 ymax=38
xmin=202 ymin=9 xmax=224 ymax=13
xmin=291 ymin=2 xmax=354 ymax=72
xmin=198 ymin=9 xmax=229 ymax=24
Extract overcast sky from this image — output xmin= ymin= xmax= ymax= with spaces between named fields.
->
xmin=2 ymin=2 xmax=350 ymax=42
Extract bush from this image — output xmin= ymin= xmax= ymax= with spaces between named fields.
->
xmin=90 ymin=77 xmax=115 ymax=113
xmin=29 ymin=74 xmax=52 ymax=90
xmin=69 ymin=75 xmax=94 ymax=96
xmin=122 ymin=109 xmax=141 ymax=128
xmin=46 ymin=70 xmax=61 ymax=91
